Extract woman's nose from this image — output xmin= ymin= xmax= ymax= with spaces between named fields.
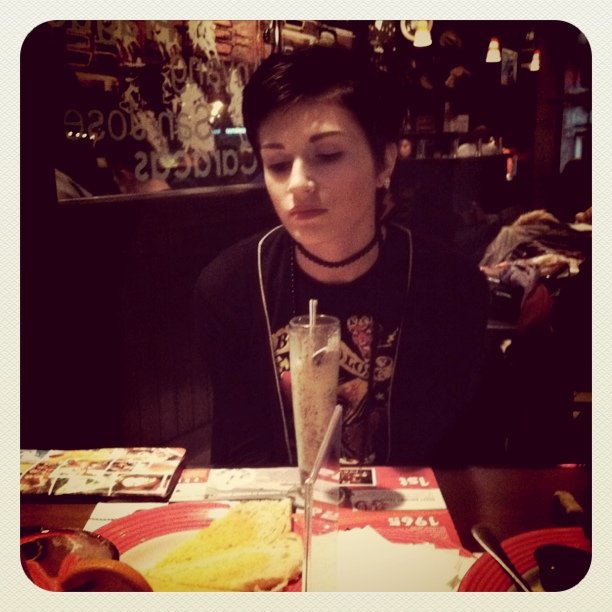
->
xmin=287 ymin=160 xmax=313 ymax=194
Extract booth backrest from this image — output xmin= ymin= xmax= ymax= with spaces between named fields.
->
xmin=21 ymin=185 xmax=278 ymax=459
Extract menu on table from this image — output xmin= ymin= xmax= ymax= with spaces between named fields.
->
xmin=317 ymin=466 xmax=474 ymax=590
xmin=20 ymin=448 xmax=186 ymax=500
xmin=337 ymin=466 xmax=464 ymax=551
xmin=171 ymin=465 xmax=463 ymax=551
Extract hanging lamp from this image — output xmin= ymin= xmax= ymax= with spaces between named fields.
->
xmin=530 ymin=49 xmax=541 ymax=71
xmin=400 ymin=20 xmax=433 ymax=48
xmin=486 ymin=37 xmax=501 ymax=63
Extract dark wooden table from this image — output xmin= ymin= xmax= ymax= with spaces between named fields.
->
xmin=435 ymin=465 xmax=591 ymax=550
xmin=21 ymin=465 xmax=590 ymax=552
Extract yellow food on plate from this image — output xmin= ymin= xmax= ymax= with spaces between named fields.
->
xmin=143 ymin=498 xmax=303 ymax=591
xmin=144 ymin=533 xmax=303 ymax=591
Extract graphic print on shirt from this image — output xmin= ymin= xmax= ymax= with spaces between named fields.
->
xmin=271 ymin=314 xmax=399 ymax=465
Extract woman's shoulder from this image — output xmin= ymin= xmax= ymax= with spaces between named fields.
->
xmin=203 ymin=226 xmax=281 ymax=272
xmin=196 ymin=226 xmax=285 ymax=289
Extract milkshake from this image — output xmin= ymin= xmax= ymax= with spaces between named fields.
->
xmin=289 ymin=315 xmax=341 ymax=483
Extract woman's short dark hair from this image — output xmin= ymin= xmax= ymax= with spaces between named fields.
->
xmin=242 ymin=45 xmax=405 ymax=168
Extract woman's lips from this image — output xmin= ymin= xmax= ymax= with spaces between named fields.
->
xmin=289 ymin=208 xmax=327 ymax=221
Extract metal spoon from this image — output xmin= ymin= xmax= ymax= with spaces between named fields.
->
xmin=471 ymin=524 xmax=532 ymax=592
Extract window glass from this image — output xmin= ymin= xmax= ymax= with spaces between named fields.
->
xmin=47 ymin=20 xmax=357 ymax=200
xmin=47 ymin=20 xmax=267 ymax=198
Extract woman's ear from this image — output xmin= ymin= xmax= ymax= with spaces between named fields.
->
xmin=376 ymin=142 xmax=398 ymax=188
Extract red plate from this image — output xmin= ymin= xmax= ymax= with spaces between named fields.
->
xmin=94 ymin=501 xmax=303 ymax=591
xmin=458 ymin=527 xmax=591 ymax=591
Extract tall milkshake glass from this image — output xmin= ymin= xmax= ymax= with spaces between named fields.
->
xmin=288 ymin=314 xmax=341 ymax=485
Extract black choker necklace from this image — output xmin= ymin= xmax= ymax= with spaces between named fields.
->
xmin=294 ymin=227 xmax=382 ymax=269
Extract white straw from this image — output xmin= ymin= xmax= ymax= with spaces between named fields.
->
xmin=309 ymin=298 xmax=317 ymax=332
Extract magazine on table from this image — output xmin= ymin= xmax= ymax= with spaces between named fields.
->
xmin=20 ymin=447 xmax=186 ymax=500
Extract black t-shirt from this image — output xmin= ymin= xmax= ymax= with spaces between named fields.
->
xmin=195 ymin=222 xmax=489 ymax=468
xmin=267 ymin=229 xmax=411 ymax=465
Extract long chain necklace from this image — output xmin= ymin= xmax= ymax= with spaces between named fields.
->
xmin=290 ymin=241 xmax=298 ymax=318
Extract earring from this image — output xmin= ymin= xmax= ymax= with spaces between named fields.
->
xmin=383 ymin=177 xmax=391 ymax=190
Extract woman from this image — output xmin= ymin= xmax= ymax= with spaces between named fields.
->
xmin=194 ymin=46 xmax=489 ymax=467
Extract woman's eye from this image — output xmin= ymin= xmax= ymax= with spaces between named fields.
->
xmin=315 ymin=151 xmax=343 ymax=163
xmin=265 ymin=161 xmax=291 ymax=174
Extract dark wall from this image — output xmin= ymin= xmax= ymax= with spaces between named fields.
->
xmin=389 ymin=154 xmax=512 ymax=264
xmin=21 ymin=184 xmax=278 ymax=454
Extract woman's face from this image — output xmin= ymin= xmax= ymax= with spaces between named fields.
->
xmin=258 ymin=99 xmax=393 ymax=251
